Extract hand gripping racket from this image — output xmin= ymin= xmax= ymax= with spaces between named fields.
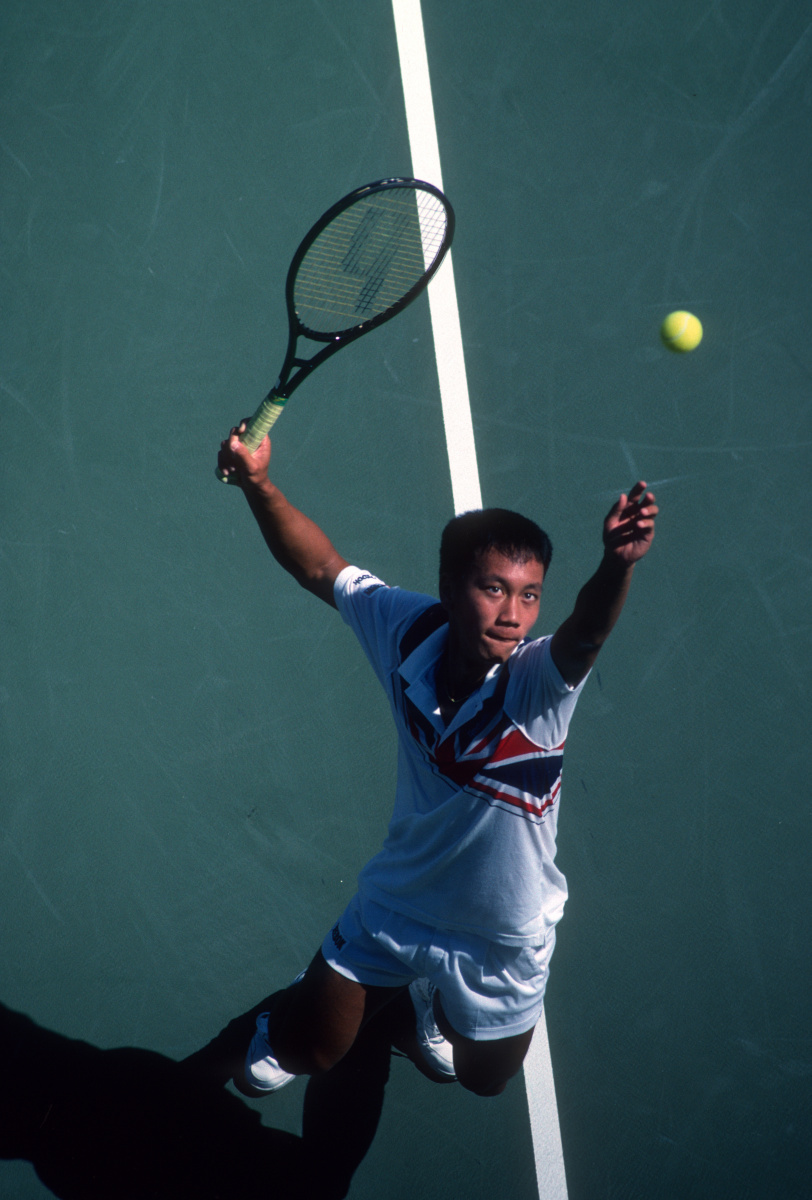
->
xmin=217 ymin=177 xmax=454 ymax=482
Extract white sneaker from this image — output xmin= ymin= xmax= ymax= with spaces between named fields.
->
xmin=408 ymin=978 xmax=456 ymax=1079
xmin=244 ymin=1011 xmax=297 ymax=1092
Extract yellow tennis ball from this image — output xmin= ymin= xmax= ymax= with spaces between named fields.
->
xmin=661 ymin=310 xmax=703 ymax=352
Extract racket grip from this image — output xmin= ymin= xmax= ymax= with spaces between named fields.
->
xmin=242 ymin=394 xmax=287 ymax=450
xmin=216 ymin=394 xmax=287 ymax=485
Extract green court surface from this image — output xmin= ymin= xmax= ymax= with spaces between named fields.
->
xmin=2 ymin=2 xmax=811 ymax=1197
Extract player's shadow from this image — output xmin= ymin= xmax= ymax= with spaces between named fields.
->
xmin=0 ymin=1001 xmax=303 ymax=1200
xmin=182 ymin=986 xmax=450 ymax=1200
xmin=1 ymin=992 xmax=440 ymax=1200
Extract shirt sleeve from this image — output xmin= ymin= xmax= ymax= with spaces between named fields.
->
xmin=505 ymin=635 xmax=590 ymax=747
xmin=334 ymin=565 xmax=439 ymax=688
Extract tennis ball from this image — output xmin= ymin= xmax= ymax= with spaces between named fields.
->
xmin=661 ymin=310 xmax=703 ymax=352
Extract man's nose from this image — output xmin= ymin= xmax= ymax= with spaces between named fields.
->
xmin=498 ymin=595 xmax=520 ymax=624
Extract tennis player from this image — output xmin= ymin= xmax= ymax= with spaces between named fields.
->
xmin=216 ymin=424 xmax=657 ymax=1099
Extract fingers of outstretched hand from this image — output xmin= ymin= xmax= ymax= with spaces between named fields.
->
xmin=611 ymin=482 xmax=658 ymax=522
xmin=625 ymin=480 xmax=656 ymax=509
xmin=603 ymin=482 xmax=657 ymax=561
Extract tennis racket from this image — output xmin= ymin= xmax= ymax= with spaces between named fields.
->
xmin=216 ymin=177 xmax=454 ymax=483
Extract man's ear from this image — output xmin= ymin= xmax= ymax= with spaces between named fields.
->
xmin=439 ymin=572 xmax=455 ymax=612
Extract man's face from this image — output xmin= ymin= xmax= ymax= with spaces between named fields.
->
xmin=443 ymin=548 xmax=544 ymax=673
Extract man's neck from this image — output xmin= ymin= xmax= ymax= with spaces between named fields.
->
xmin=438 ymin=647 xmax=489 ymax=707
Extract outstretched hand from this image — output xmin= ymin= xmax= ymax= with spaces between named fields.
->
xmin=217 ymin=421 xmax=271 ymax=489
xmin=603 ymin=481 xmax=658 ymax=566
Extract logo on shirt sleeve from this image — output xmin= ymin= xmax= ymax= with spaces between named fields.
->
xmin=352 ymin=572 xmax=385 ymax=594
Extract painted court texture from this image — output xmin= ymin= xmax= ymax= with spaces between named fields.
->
xmin=2 ymin=2 xmax=811 ymax=1197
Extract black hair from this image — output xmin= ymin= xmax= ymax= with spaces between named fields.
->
xmin=439 ymin=508 xmax=552 ymax=592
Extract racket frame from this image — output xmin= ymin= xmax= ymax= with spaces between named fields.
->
xmin=218 ymin=177 xmax=454 ymax=474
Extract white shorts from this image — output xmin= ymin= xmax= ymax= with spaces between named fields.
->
xmin=320 ymin=893 xmax=555 ymax=1042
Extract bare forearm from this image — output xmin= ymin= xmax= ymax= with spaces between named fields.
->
xmin=550 ymin=483 xmax=657 ymax=685
xmin=551 ymin=555 xmax=634 ymax=685
xmin=568 ymin=554 xmax=635 ymax=651
xmin=242 ymin=477 xmax=347 ymax=605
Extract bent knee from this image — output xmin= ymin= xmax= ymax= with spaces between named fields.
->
xmin=455 ymin=1067 xmax=511 ymax=1097
xmin=460 ymin=1078 xmax=508 ymax=1097
xmin=450 ymin=1033 xmax=532 ymax=1097
xmin=275 ymin=1038 xmax=344 ymax=1076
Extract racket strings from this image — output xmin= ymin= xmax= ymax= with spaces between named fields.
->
xmin=355 ymin=213 xmax=411 ymax=315
xmin=293 ymin=188 xmax=449 ymax=335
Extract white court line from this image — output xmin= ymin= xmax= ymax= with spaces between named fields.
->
xmin=391 ymin=3 xmax=569 ymax=1197
xmin=525 ymin=1010 xmax=570 ymax=1198
xmin=391 ymin=0 xmax=481 ymax=516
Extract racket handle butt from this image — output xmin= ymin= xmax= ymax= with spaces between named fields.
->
xmin=215 ymin=467 xmax=241 ymax=485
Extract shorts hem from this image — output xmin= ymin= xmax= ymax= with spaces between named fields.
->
xmin=321 ymin=925 xmax=414 ymax=990
xmin=323 ymin=894 xmax=553 ymax=1039
xmin=444 ymin=1002 xmax=544 ymax=1042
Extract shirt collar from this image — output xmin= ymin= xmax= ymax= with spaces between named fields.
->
xmin=399 ymin=626 xmax=509 ymax=737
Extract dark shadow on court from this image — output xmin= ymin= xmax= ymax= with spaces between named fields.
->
xmin=184 ymin=986 xmax=453 ymax=1200
xmin=1 ymin=993 xmax=446 ymax=1200
xmin=0 ymin=1001 xmax=303 ymax=1200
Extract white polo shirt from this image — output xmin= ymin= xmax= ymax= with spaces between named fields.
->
xmin=335 ymin=565 xmax=588 ymax=948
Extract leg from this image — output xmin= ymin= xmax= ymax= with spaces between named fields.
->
xmin=300 ymin=1002 xmax=398 ymax=1200
xmin=269 ymin=950 xmax=404 ymax=1075
xmin=435 ymin=992 xmax=534 ymax=1097
xmin=411 ymin=926 xmax=554 ymax=1096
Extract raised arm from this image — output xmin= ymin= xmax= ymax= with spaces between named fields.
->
xmin=550 ymin=481 xmax=658 ymax=687
xmin=217 ymin=423 xmax=348 ymax=607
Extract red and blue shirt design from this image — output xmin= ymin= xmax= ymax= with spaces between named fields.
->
xmin=396 ymin=653 xmax=566 ymax=827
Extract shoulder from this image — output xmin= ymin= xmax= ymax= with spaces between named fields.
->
xmin=335 ymin=566 xmax=436 ymax=618
xmin=334 ymin=565 xmax=441 ymax=663
xmin=509 ymin=634 xmax=590 ymax=704
xmin=511 ymin=634 xmax=557 ymax=676
xmin=335 ymin=565 xmax=390 ymax=603
xmin=505 ymin=636 xmax=589 ymax=745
